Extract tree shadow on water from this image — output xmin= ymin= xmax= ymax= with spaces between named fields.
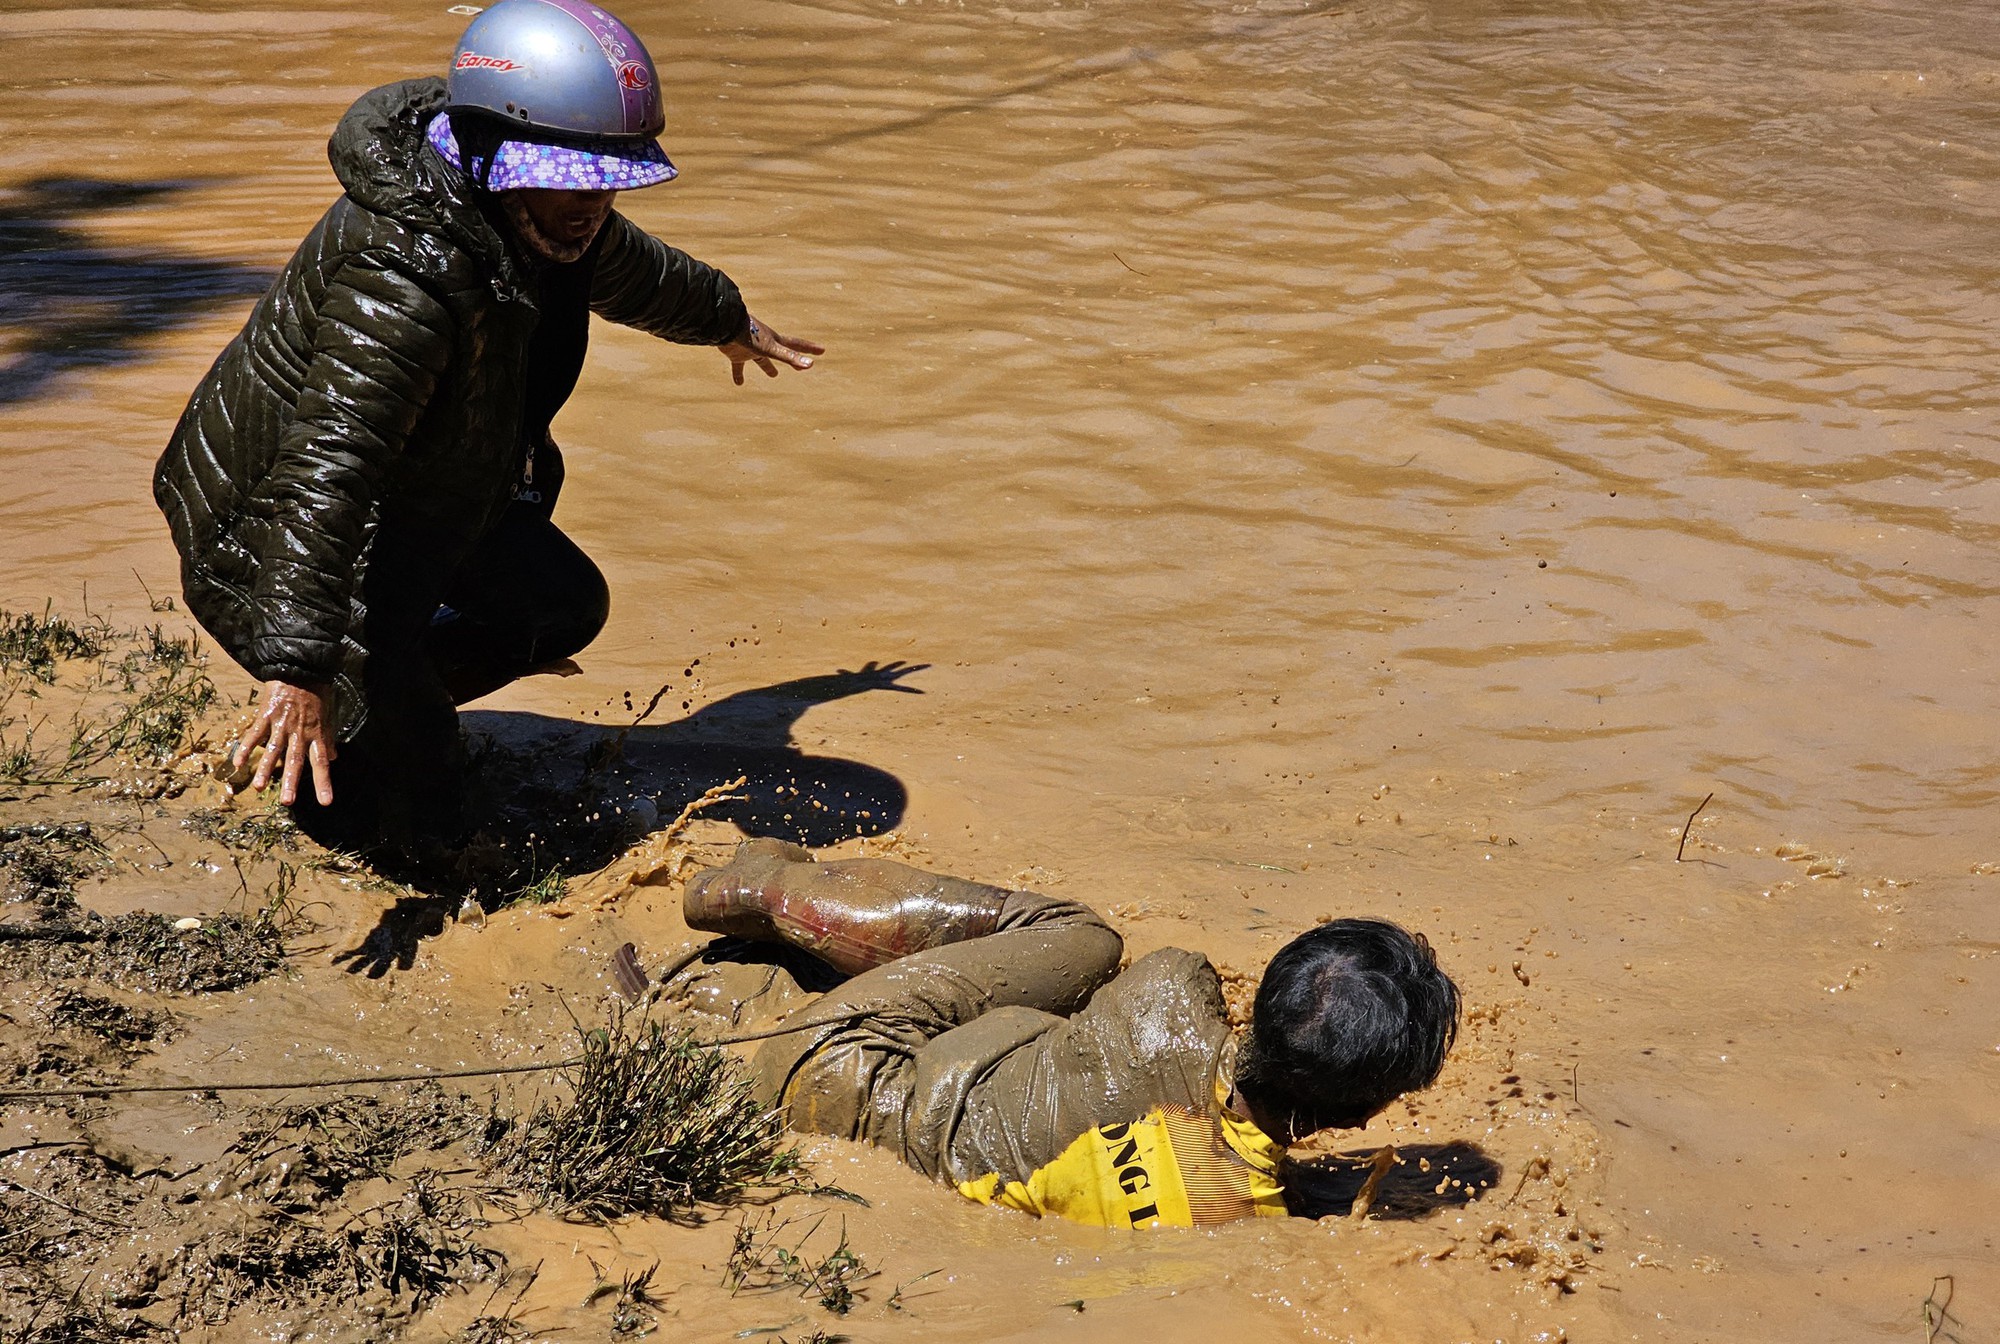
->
xmin=0 ymin=176 xmax=275 ymax=405
xmin=1284 ymin=1141 xmax=1501 ymax=1220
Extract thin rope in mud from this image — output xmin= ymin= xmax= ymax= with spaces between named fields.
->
xmin=0 ymin=1008 xmax=883 ymax=1104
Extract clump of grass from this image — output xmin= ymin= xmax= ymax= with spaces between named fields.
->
xmin=0 ymin=616 xmax=220 ymax=789
xmin=0 ymin=604 xmax=109 ymax=683
xmin=510 ymin=865 xmax=566 ymax=906
xmin=174 ymin=1180 xmax=501 ymax=1325
xmin=724 ymin=1213 xmax=872 ymax=1316
xmin=6 ymin=910 xmax=288 ymax=993
xmin=584 ymin=1260 xmax=666 ymax=1337
xmin=0 ymin=735 xmax=45 ymax=786
xmin=0 ymin=821 xmax=105 ymax=911
xmin=228 ymin=1084 xmax=495 ymax=1205
xmin=0 ymin=1289 xmax=150 ymax=1344
xmin=348 ymin=1182 xmax=504 ymax=1302
xmin=67 ymin=635 xmax=216 ymax=771
xmin=0 ymin=624 xmax=220 ymax=800
xmin=183 ymin=805 xmax=301 ymax=857
xmin=99 ymin=911 xmax=286 ymax=992
xmin=497 ymin=1009 xmax=800 ymax=1223
xmin=41 ymin=986 xmax=172 ymax=1050
xmin=454 ymin=1314 xmax=535 ymax=1344
xmin=173 ymin=1226 xmax=352 ymax=1324
xmin=452 ymin=1268 xmax=541 ymax=1344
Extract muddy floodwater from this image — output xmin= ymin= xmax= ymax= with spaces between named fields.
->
xmin=3 ymin=0 xmax=1999 ymax=1340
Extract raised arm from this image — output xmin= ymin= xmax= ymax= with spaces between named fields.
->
xmin=589 ymin=213 xmax=821 ymax=379
xmin=588 ymin=211 xmax=747 ymax=343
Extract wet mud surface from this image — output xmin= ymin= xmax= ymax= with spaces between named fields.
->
xmin=4 ymin=0 xmax=2000 ymax=1339
xmin=0 ymin=678 xmax=1605 ymax=1343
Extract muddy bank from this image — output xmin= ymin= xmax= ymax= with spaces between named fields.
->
xmin=1 ymin=621 xmax=1601 ymax=1342
xmin=5 ymin=0 xmax=2000 ymax=1337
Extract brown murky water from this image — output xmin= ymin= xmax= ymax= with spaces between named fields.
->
xmin=4 ymin=0 xmax=1999 ymax=1339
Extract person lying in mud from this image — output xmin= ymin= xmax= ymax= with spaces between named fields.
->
xmin=153 ymin=0 xmax=819 ymax=849
xmin=680 ymin=840 xmax=1460 ymax=1228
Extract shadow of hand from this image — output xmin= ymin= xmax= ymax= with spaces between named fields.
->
xmin=760 ymin=659 xmax=930 ymax=704
xmin=640 ymin=658 xmax=930 ymax=755
xmin=332 ymin=894 xmax=455 ymax=978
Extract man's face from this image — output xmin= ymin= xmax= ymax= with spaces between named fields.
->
xmin=510 ymin=188 xmax=617 ymax=253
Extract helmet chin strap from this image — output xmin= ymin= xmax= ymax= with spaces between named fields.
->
xmin=447 ymin=109 xmax=511 ymax=191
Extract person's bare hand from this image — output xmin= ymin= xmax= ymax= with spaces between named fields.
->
xmin=719 ymin=314 xmax=823 ymax=386
xmin=236 ymin=681 xmax=337 ymax=806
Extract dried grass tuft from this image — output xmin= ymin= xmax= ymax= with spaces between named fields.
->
xmin=88 ymin=911 xmax=285 ymax=992
xmin=173 ymin=1179 xmax=501 ymax=1325
xmin=496 ymin=1007 xmax=799 ymax=1223
xmin=227 ymin=1083 xmax=496 ymax=1203
xmin=0 ymin=821 xmax=104 ymax=913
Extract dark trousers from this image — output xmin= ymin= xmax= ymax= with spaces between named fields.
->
xmin=290 ymin=502 xmax=609 ymax=850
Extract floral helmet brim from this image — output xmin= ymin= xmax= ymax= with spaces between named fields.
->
xmin=427 ymin=111 xmax=676 ymax=192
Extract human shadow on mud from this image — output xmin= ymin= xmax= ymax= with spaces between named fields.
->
xmin=333 ymin=661 xmax=924 ymax=976
xmin=0 ymin=176 xmax=274 ymax=405
xmin=1283 ymin=1141 xmax=1501 ymax=1220
xmin=471 ymin=656 xmax=926 ymax=851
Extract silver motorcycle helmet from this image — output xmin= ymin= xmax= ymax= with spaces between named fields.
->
xmin=435 ymin=0 xmax=676 ymax=192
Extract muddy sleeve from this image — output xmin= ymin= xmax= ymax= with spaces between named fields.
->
xmin=244 ymin=253 xmax=453 ymax=685
xmin=938 ymin=948 xmax=1229 ymax=1186
xmin=753 ymin=894 xmax=1124 ymax=1179
xmin=588 ymin=212 xmax=749 ymax=345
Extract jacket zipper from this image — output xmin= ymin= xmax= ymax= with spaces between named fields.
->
xmin=513 ymin=438 xmax=542 ymax=505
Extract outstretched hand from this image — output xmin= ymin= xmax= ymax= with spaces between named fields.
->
xmin=719 ymin=313 xmax=823 ymax=385
xmin=236 ymin=680 xmax=337 ymax=806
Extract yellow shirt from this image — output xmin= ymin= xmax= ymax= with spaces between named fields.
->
xmin=957 ymin=1080 xmax=1288 ymax=1228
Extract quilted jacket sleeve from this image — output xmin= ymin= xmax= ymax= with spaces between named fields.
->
xmin=589 ymin=211 xmax=749 ymax=345
xmin=244 ymin=252 xmax=454 ymax=685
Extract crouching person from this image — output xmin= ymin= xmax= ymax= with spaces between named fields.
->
xmin=154 ymin=0 xmax=819 ymax=851
xmin=683 ymin=839 xmax=1460 ymax=1228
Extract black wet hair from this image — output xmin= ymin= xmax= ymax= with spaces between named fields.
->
xmin=1235 ymin=918 xmax=1460 ymax=1136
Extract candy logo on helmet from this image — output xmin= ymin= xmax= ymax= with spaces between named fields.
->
xmin=455 ymin=51 xmax=524 ymax=72
xmin=443 ymin=0 xmax=674 ymax=187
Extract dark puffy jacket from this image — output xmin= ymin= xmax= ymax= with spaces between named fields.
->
xmin=154 ymin=78 xmax=747 ymax=737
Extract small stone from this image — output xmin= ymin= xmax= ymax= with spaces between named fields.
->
xmin=173 ymin=917 xmax=202 ymax=932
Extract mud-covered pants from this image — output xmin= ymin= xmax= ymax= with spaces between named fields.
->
xmin=752 ymin=893 xmax=1227 ymax=1189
